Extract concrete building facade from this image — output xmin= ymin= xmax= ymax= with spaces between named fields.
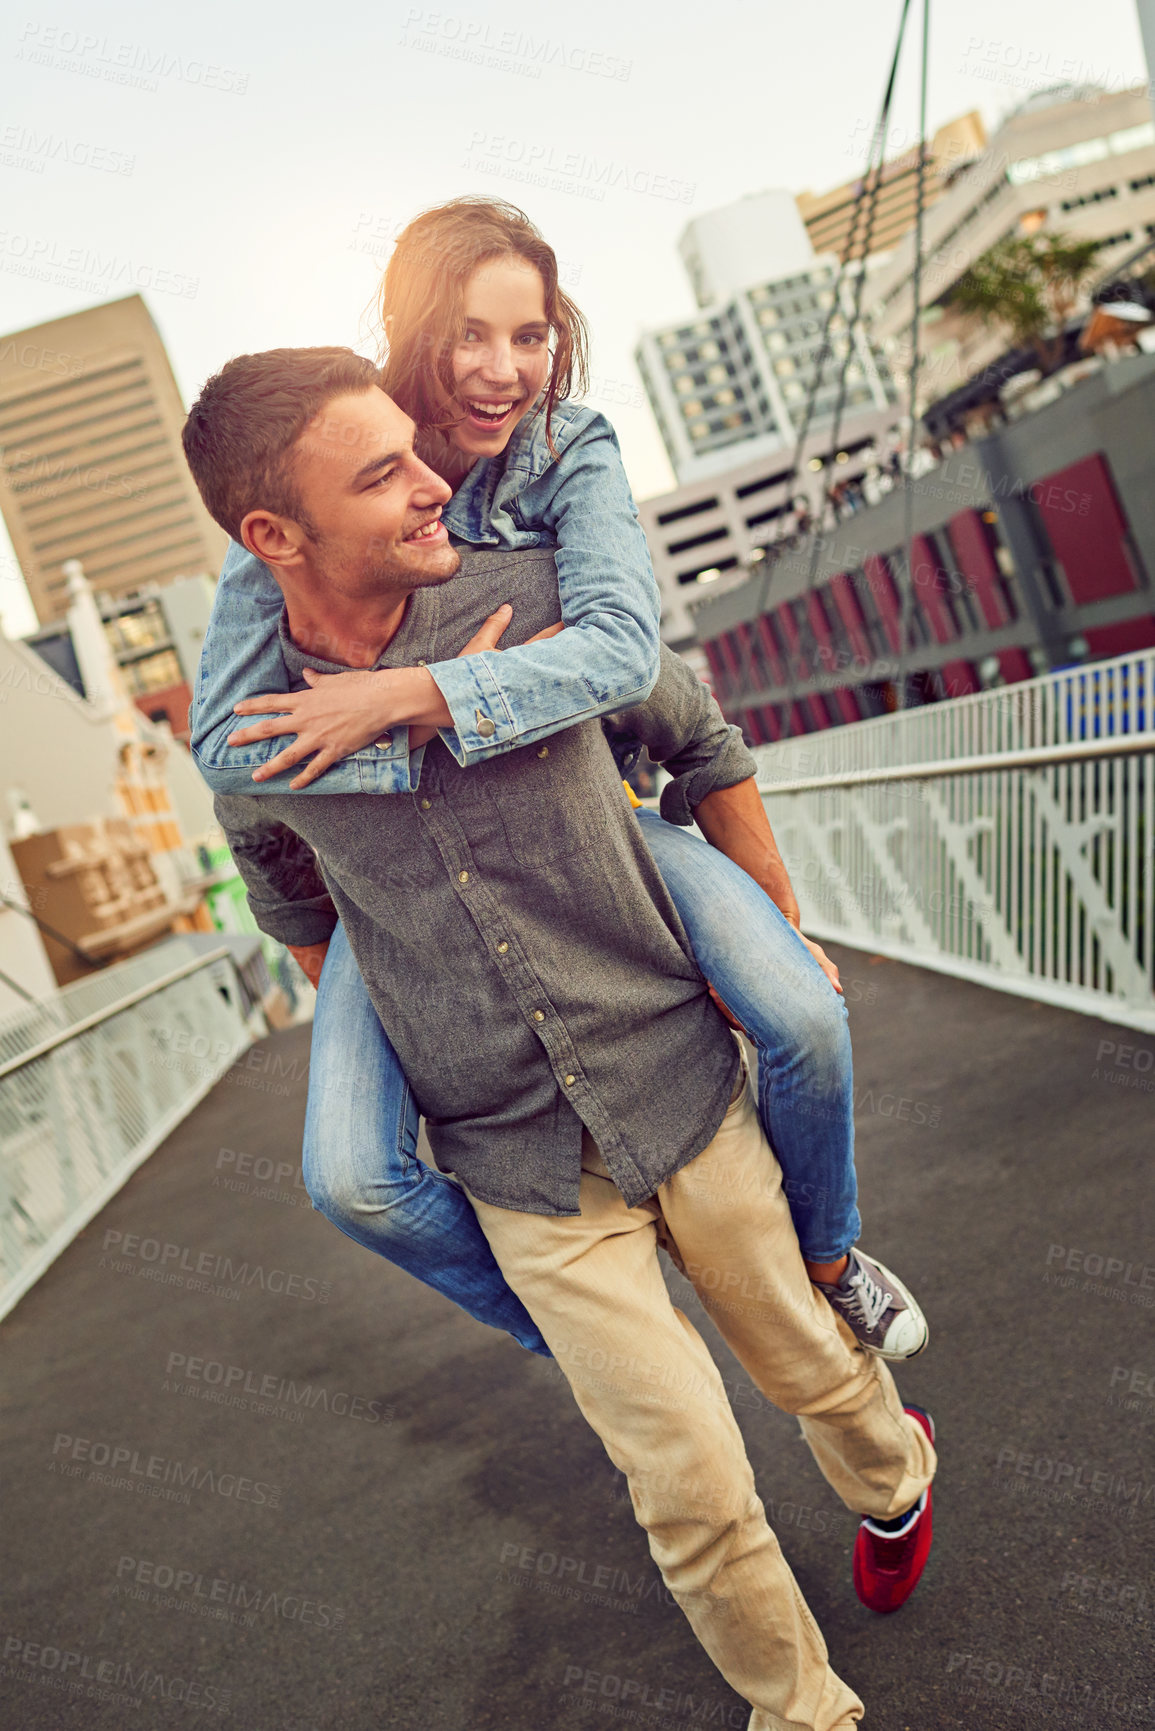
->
xmin=677 ymin=190 xmax=817 ymax=308
xmin=797 ymin=112 xmax=988 ymax=264
xmin=0 ymin=295 xmax=227 ymax=625
xmin=686 ymin=351 xmax=1155 ymax=742
xmin=637 ymin=404 xmax=899 ymax=651
xmin=867 ymin=84 xmax=1155 ymax=405
xmin=26 ymin=571 xmax=214 ymax=744
xmin=635 ymin=262 xmax=895 ymax=485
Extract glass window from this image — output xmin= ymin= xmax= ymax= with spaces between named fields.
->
xmin=121 ymin=649 xmax=183 ymax=695
xmin=705 ymin=363 xmax=729 ymax=384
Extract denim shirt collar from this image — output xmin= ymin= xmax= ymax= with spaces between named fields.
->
xmin=442 ymin=397 xmax=594 ymax=545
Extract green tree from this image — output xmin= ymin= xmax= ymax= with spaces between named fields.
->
xmin=947 ymin=232 xmax=1102 ymax=376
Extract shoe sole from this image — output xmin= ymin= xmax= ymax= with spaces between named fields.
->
xmin=854 ymin=1253 xmax=930 ymax=1362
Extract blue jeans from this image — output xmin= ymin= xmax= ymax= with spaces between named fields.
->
xmin=303 ymin=918 xmax=551 ymax=1356
xmin=302 ymin=812 xmax=859 ymax=1356
xmin=634 ymin=809 xmax=859 ymax=1263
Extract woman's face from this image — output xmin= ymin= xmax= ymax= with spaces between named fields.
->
xmin=447 ymin=255 xmax=552 ymax=458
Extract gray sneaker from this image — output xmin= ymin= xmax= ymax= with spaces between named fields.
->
xmin=814 ymin=1248 xmax=929 ymax=1360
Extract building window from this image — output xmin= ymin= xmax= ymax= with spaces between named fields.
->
xmin=121 ymin=648 xmax=183 ymax=696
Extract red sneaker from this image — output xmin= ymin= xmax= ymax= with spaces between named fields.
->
xmin=852 ymin=1405 xmax=935 ymax=1614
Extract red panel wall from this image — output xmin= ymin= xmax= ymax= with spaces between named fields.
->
xmin=947 ymin=511 xmax=1013 ymax=629
xmin=755 ymin=615 xmax=787 ymax=685
xmin=1033 ymin=454 xmax=1139 ymax=603
xmin=743 ymin=707 xmax=767 ymax=745
xmin=1083 ymin=617 xmax=1155 ymax=657
xmin=998 ymin=648 xmax=1034 ymax=684
xmin=863 ymin=555 xmax=902 ymax=652
xmin=830 ymin=687 xmax=862 ymax=725
xmin=806 ymin=591 xmax=837 ymax=672
xmin=828 ymin=572 xmax=873 ymax=663
xmin=701 ymin=638 xmax=729 ymax=700
xmin=133 ymin=682 xmax=193 ymax=744
xmin=909 ymin=534 xmax=958 ymax=645
xmin=938 ymin=659 xmax=981 ymax=700
xmin=804 ymin=693 xmax=831 ymax=730
xmin=775 ymin=604 xmax=808 ymax=679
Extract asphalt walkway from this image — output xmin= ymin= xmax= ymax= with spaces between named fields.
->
xmin=2 ymin=944 xmax=1152 ymax=1730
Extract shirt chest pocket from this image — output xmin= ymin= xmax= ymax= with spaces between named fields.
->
xmin=483 ymin=734 xmax=611 ymax=867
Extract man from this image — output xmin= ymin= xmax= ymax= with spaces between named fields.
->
xmin=182 ymin=348 xmax=937 ymax=1731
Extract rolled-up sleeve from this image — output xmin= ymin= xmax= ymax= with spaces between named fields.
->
xmin=427 ymin=413 xmax=661 ymax=765
xmin=213 ymin=795 xmax=338 ymax=947
xmin=606 ymin=646 xmax=757 ymax=825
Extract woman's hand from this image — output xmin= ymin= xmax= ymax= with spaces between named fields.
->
xmin=229 ymin=608 xmax=565 ymax=787
xmin=799 ymin=934 xmax=842 ymax=995
xmin=232 ymin=665 xmax=419 ymax=787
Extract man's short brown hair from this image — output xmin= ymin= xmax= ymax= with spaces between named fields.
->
xmin=182 ymin=347 xmax=383 ymax=543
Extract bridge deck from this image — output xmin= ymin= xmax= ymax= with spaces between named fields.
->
xmin=2 ymin=943 xmax=1151 ymax=1729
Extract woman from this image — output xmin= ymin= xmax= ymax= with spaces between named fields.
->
xmin=191 ymin=197 xmax=927 ymax=1364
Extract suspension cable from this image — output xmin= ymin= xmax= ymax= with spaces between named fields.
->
xmin=896 ymin=0 xmax=932 ymax=713
xmin=772 ymin=0 xmax=918 ymax=733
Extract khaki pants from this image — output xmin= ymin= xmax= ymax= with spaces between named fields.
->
xmin=464 ymin=1069 xmax=936 ymax=1731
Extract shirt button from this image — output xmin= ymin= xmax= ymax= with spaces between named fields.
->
xmin=533 ymin=1009 xmax=545 ymax=1021
xmin=496 ymin=941 xmax=509 ymax=954
xmin=420 ymin=798 xmax=432 ymax=810
xmin=538 ymin=746 xmax=549 ymax=758
xmin=458 ymin=870 xmax=469 ymax=884
xmin=477 ymin=717 xmax=496 ymax=739
xmin=564 ymin=1074 xmax=576 ymax=1087
xmin=375 ymin=735 xmax=392 ymax=749
xmin=416 ymin=658 xmax=426 ymax=667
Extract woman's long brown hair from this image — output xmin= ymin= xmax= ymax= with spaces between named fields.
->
xmin=378 ymin=196 xmax=589 ymax=454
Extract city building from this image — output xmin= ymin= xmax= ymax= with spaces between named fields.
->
xmin=686 ymin=349 xmax=1155 ymax=742
xmin=0 ymin=294 xmax=227 ymax=626
xmin=678 ymin=190 xmax=817 ymax=308
xmin=25 ymin=570 xmax=214 ymax=743
xmin=796 ymin=112 xmax=988 ymax=263
xmin=637 ymin=404 xmax=898 ymax=652
xmin=635 ymin=260 xmax=895 ymax=486
xmin=868 ymin=83 xmax=1155 ymax=404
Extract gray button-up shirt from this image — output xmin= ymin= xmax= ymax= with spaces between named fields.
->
xmin=213 ymin=546 xmax=757 ymax=1216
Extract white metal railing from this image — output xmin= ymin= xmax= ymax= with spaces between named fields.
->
xmin=0 ymin=936 xmax=229 ymax=1068
xmin=0 ymin=948 xmax=259 ymax=1320
xmin=753 ymin=650 xmax=1155 ymax=1031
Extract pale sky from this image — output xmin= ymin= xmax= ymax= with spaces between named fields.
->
xmin=0 ymin=0 xmax=1148 ymax=636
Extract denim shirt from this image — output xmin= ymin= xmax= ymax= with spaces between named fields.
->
xmin=189 ymin=400 xmax=662 ymax=796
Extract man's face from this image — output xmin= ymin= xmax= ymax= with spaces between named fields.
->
xmin=290 ymin=387 xmax=460 ymax=596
